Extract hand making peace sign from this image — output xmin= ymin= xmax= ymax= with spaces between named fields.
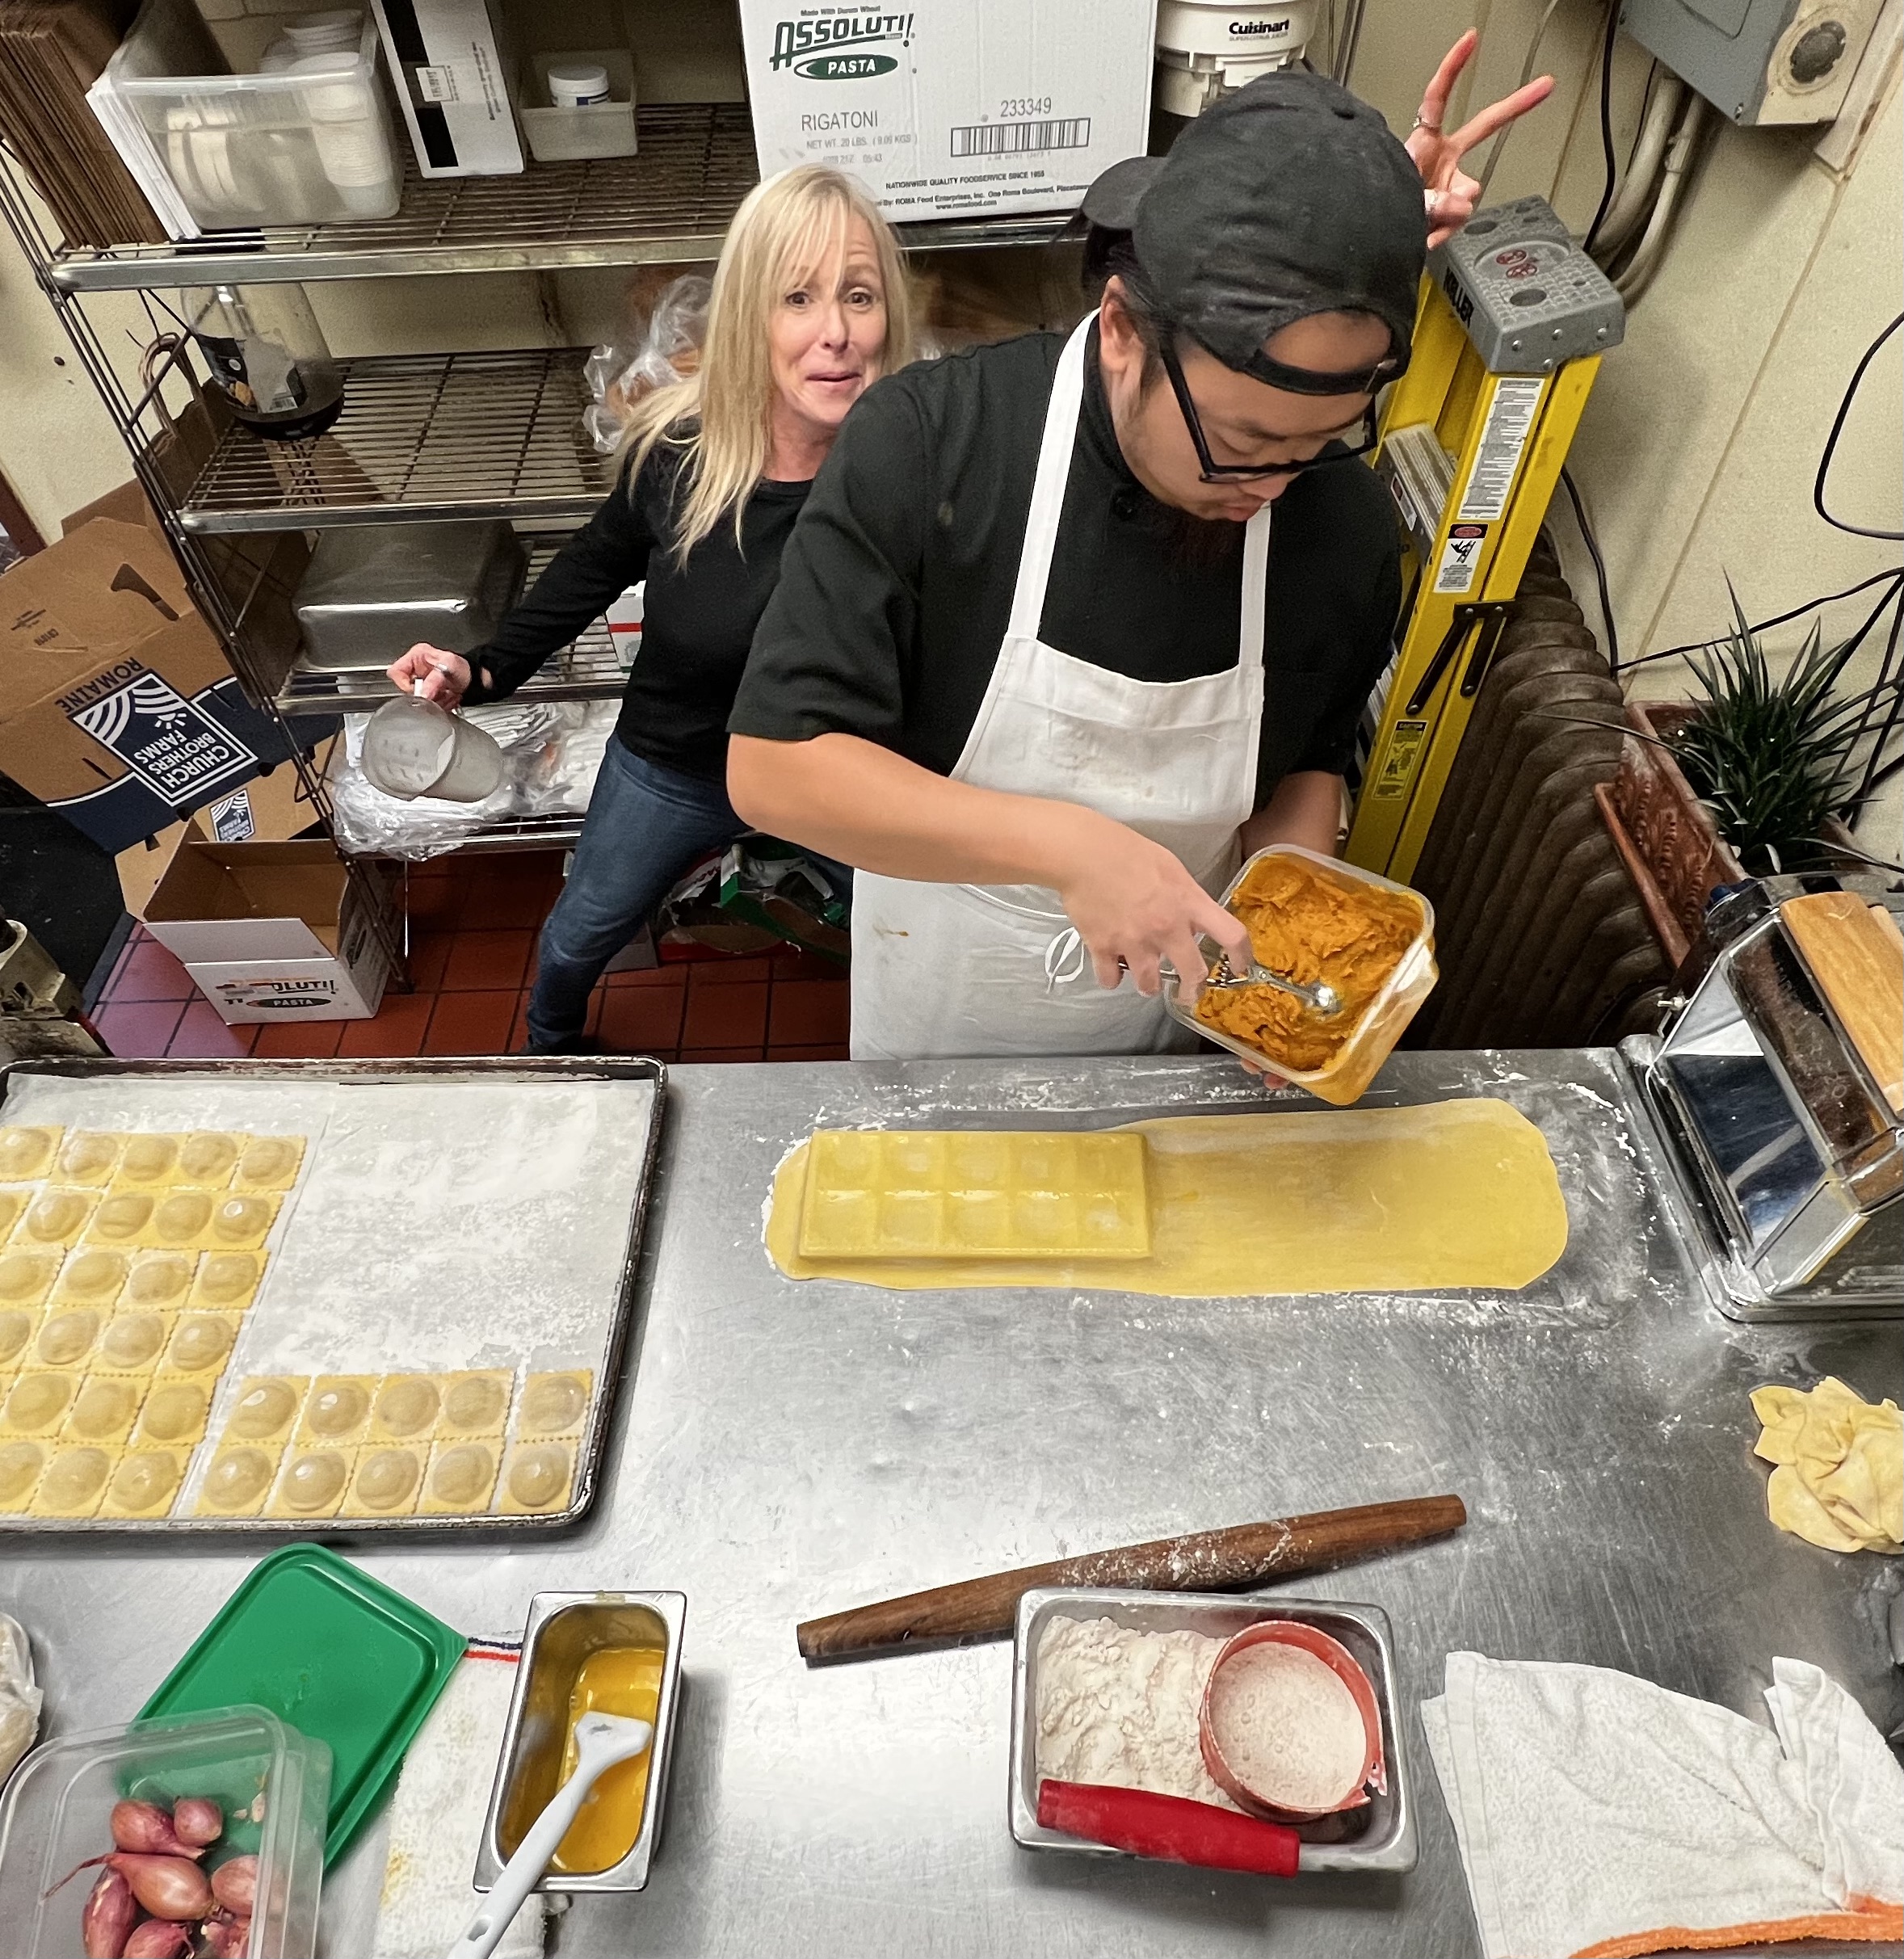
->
xmin=1408 ymin=29 xmax=1557 ymax=248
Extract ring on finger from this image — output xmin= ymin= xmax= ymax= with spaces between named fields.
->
xmin=1411 ymin=114 xmax=1441 ymax=132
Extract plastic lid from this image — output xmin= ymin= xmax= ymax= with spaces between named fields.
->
xmin=547 ymin=60 xmax=612 ymax=100
xmin=284 ymin=9 xmax=361 ymax=45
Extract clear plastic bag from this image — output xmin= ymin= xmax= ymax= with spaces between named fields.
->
xmin=582 ymin=274 xmax=711 ymax=454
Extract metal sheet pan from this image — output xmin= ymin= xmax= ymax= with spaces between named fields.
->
xmin=1011 ymin=1587 xmax=1417 ymax=1875
xmin=0 ymin=1054 xmax=665 ymax=1542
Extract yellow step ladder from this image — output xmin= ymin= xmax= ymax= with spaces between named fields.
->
xmin=1347 ymin=195 xmax=1624 ymax=884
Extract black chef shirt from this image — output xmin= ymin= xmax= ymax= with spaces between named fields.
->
xmin=731 ymin=324 xmax=1401 ymax=806
xmin=463 ymin=442 xmax=809 ymax=783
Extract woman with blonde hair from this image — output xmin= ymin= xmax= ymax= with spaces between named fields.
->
xmin=388 ymin=165 xmax=913 ymax=1053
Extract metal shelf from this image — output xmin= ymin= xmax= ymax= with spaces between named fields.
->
xmin=178 ymin=347 xmax=614 ymax=533
xmin=275 ymin=540 xmax=628 ymax=716
xmin=349 ymin=812 xmax=587 ymax=860
xmin=48 ymin=102 xmax=1074 ymax=292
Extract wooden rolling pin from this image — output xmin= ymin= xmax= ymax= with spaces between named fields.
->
xmin=796 ymin=1494 xmax=1465 ymax=1663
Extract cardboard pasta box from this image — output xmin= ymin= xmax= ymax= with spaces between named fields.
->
xmin=143 ymin=840 xmax=395 ymax=1024
xmin=736 ymin=0 xmax=1157 ymax=221
xmin=0 ymin=516 xmax=304 ymax=854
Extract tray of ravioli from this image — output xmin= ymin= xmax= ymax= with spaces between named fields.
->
xmin=0 ymin=1057 xmax=662 ymax=1536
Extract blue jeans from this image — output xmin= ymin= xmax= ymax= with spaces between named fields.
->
xmin=525 ymin=740 xmax=746 ymax=1051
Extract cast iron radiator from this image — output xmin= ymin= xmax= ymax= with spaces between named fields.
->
xmin=1402 ymin=538 xmax=1671 ymax=1049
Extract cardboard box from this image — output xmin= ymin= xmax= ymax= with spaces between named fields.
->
xmin=143 ymin=841 xmax=394 ymax=1024
xmin=0 ymin=516 xmax=305 ymax=854
xmin=113 ymin=744 xmax=334 ymax=919
xmin=369 ymin=0 xmax=525 ymax=176
xmin=735 ymin=0 xmax=1157 ymax=220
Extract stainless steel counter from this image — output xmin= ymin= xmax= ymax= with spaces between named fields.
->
xmin=6 ymin=1051 xmax=1900 ymax=1958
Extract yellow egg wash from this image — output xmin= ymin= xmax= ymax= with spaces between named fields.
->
xmin=552 ymin=1643 xmax=666 ymax=1873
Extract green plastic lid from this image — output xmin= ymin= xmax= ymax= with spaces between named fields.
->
xmin=138 ymin=1545 xmax=465 ymax=1864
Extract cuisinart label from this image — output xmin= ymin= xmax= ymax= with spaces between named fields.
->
xmin=739 ymin=0 xmax=1154 ymax=218
xmin=63 ymin=663 xmax=258 ymax=806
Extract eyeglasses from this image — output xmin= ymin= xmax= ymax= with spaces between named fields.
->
xmin=1160 ymin=340 xmax=1379 ymax=483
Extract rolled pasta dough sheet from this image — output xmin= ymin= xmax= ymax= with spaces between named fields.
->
xmin=766 ymin=1098 xmax=1568 ymax=1297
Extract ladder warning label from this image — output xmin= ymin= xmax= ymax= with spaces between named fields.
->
xmin=1370 ymin=719 xmax=1430 ymax=800
xmin=1434 ymin=523 xmax=1489 ymax=595
xmin=1457 ymin=378 xmax=1545 ymax=522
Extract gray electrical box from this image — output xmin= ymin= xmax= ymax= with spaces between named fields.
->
xmin=1620 ymin=0 xmax=1883 ymax=124
xmin=1427 ymin=195 xmax=1625 ymax=375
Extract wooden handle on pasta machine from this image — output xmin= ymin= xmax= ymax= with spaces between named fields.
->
xmin=796 ymin=1493 xmax=1466 ymax=1663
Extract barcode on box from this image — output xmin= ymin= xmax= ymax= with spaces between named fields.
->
xmin=949 ymin=117 xmax=1091 ymax=158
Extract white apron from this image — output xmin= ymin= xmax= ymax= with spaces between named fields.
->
xmin=849 ymin=311 xmax=1271 ymax=1061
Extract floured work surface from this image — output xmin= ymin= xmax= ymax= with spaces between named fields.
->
xmin=0 ymin=1068 xmax=657 ymax=1534
xmin=768 ymin=1099 xmax=1569 ymax=1297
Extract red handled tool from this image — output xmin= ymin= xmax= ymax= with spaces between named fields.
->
xmin=1036 ymin=1779 xmax=1300 ymax=1877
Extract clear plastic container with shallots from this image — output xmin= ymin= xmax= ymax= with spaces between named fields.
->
xmin=1164 ymin=843 xmax=1437 ymax=1107
xmin=0 ymin=1705 xmax=330 ymax=1958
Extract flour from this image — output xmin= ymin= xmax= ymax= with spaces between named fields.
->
xmin=1205 ymin=1641 xmax=1367 ymax=1810
xmin=1032 ymin=1615 xmax=1241 ymax=1811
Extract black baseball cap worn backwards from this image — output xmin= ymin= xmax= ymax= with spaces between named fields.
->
xmin=1083 ymin=72 xmax=1427 ymax=397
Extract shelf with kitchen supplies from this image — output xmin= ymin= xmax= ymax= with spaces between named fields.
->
xmin=32 ymin=102 xmax=1073 ymax=294
xmin=275 ymin=536 xmax=629 ymax=716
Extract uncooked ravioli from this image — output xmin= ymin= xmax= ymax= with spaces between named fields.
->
xmin=58 ymin=1251 xmax=127 ymax=1301
xmin=212 ymin=1196 xmax=271 ymax=1244
xmin=766 ymin=1099 xmax=1570 ymax=1297
xmin=22 ymin=1191 xmax=89 ymax=1243
xmin=519 ymin=1373 xmax=588 ymax=1435
xmin=355 ymin=1448 xmax=420 ymax=1511
xmin=428 ymin=1443 xmax=495 ymax=1507
xmin=139 ymin=1382 xmax=207 ymax=1444
xmin=195 ymin=1253 xmax=260 ymax=1305
xmin=178 ymin=1133 xmax=239 ymax=1184
xmin=34 ymin=1308 xmax=99 ymax=1368
xmin=99 ymin=1315 xmax=167 ymax=1371
xmin=280 ymin=1451 xmax=348 ymax=1514
xmin=36 ymin=1446 xmax=110 ymax=1512
xmin=120 ymin=1135 xmax=180 ymax=1183
xmin=375 ymin=1376 xmax=439 ymax=1438
xmin=506 ymin=1443 xmax=571 ymax=1510
xmin=56 ymin=1132 xmax=120 ymax=1183
xmin=236 ymin=1137 xmax=301 ymax=1188
xmin=151 ymin=1193 xmax=212 ymax=1243
xmin=65 ymin=1378 xmax=137 ymax=1440
xmin=306 ymin=1381 xmax=369 ymax=1438
xmin=166 ymin=1315 xmax=233 ymax=1373
xmin=125 ymin=1255 xmax=191 ymax=1307
xmin=0 ymin=1309 xmax=31 ymax=1365
xmin=442 ymin=1374 xmax=507 ymax=1434
xmin=0 ymin=1126 xmax=58 ymax=1179
xmin=229 ymin=1380 xmax=299 ymax=1440
xmin=0 ymin=1253 xmax=55 ymax=1303
xmin=3 ymin=1373 xmax=74 ymax=1432
xmin=108 ymin=1451 xmax=181 ymax=1515
xmin=91 ymin=1193 xmax=153 ymax=1243
xmin=0 ymin=1439 xmax=45 ymax=1506
xmin=202 ymin=1448 xmax=272 ymax=1510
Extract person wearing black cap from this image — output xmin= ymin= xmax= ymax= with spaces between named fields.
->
xmin=727 ymin=53 xmax=1548 ymax=1061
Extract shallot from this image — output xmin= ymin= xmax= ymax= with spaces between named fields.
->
xmin=209 ymin=1853 xmax=257 ymax=1915
xmin=107 ymin=1852 xmax=213 ymax=1921
xmin=108 ymin=1801 xmax=200 ymax=1859
xmin=199 ymin=1912 xmax=253 ymax=1957
xmin=170 ymin=1796 xmax=223 ymax=1848
xmin=79 ymin=1867 xmax=138 ymax=1959
xmin=121 ymin=1921 xmax=192 ymax=1958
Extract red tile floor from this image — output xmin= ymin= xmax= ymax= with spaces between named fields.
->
xmin=90 ymin=852 xmax=851 ymax=1064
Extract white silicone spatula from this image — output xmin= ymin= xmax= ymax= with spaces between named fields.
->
xmin=443 ymin=1712 xmax=654 ymax=1959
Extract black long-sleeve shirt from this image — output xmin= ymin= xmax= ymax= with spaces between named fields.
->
xmin=464 ymin=442 xmax=811 ymax=782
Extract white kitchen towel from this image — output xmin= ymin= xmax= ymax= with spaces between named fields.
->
xmin=1421 ymin=1650 xmax=1904 ymax=1959
xmin=372 ymin=1644 xmax=546 ymax=1959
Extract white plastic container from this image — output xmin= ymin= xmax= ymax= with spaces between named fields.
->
xmin=261 ymin=9 xmax=364 ymax=71
xmin=361 ymin=692 xmax=506 ymax=802
xmin=1154 ymin=0 xmax=1316 ymax=119
xmin=519 ymin=48 xmax=637 ymax=162
xmin=102 ymin=0 xmax=401 ymax=229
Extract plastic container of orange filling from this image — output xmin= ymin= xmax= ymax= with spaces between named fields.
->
xmin=1165 ymin=845 xmax=1436 ymax=1107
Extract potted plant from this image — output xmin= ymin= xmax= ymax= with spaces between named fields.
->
xmin=1597 ymin=593 xmax=1899 ymax=967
